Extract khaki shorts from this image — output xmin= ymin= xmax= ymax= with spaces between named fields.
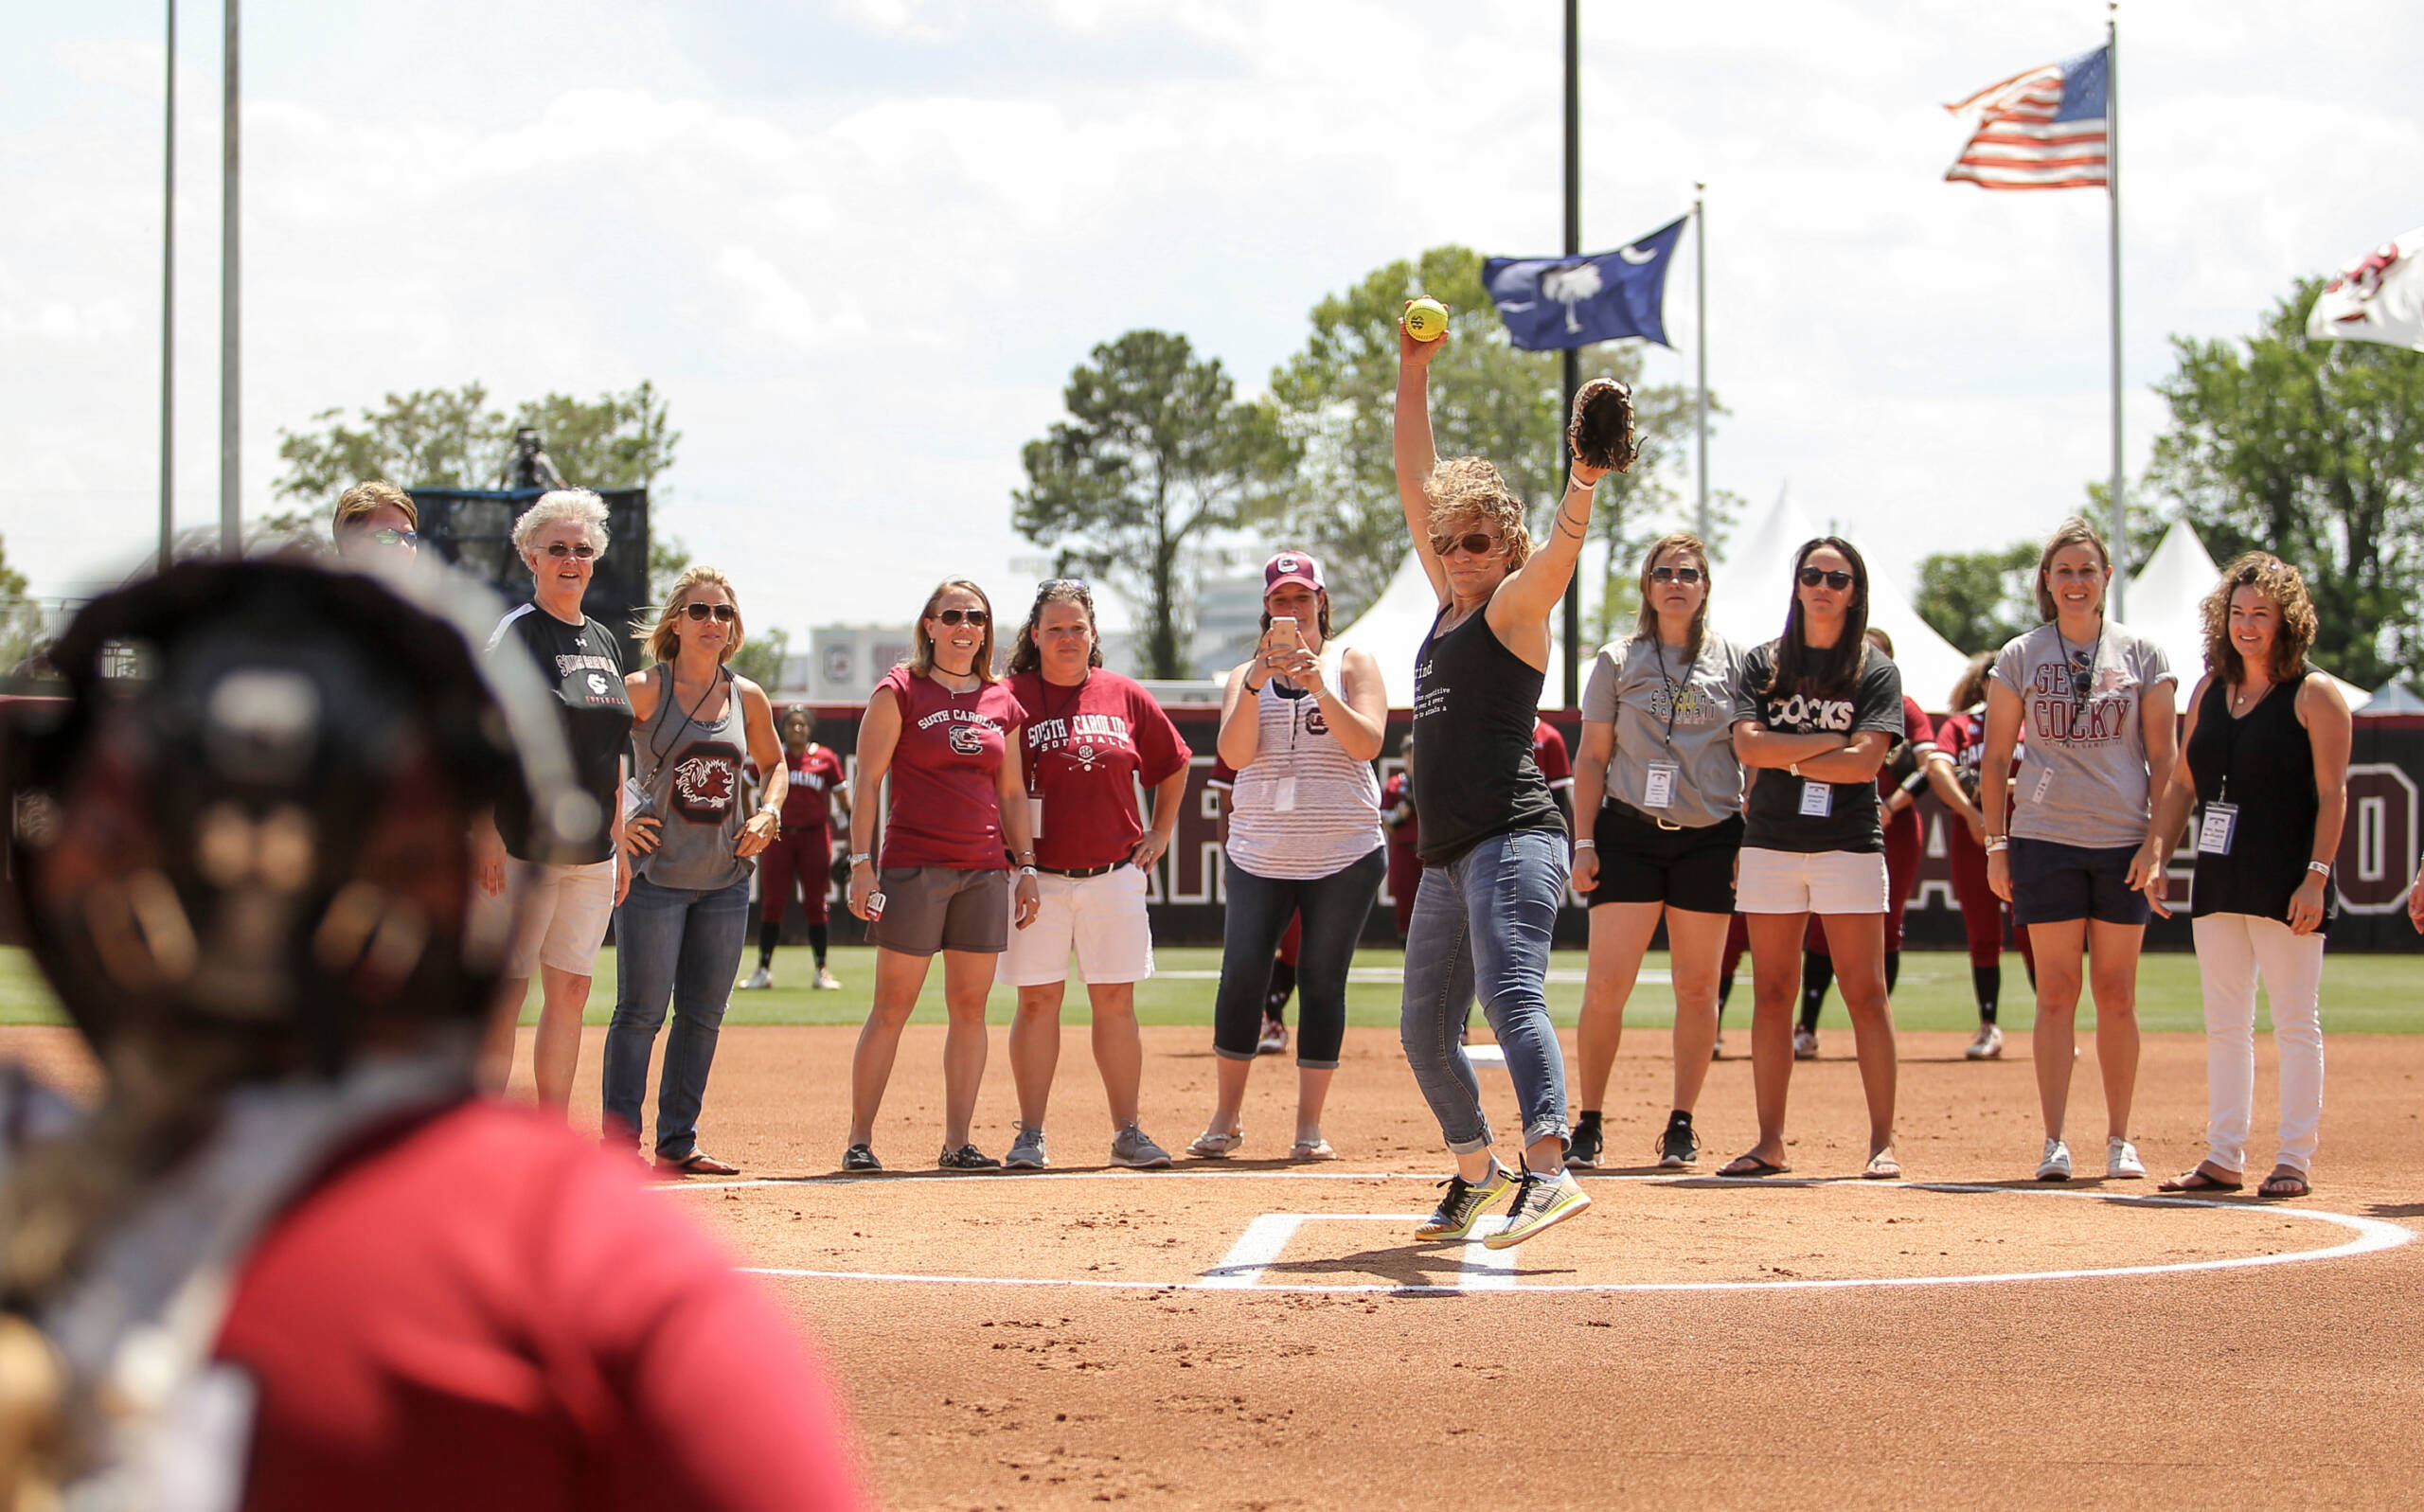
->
xmin=1735 ymin=846 xmax=1888 ymax=916
xmin=996 ymin=865 xmax=1154 ymax=987
xmin=868 ymin=866 xmax=1010 ymax=957
xmin=502 ymin=857 xmax=616 ymax=978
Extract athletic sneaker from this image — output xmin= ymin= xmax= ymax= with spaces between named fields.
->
xmin=842 ymin=1143 xmax=882 ymax=1173
xmin=937 ymin=1144 xmax=1002 ymax=1171
xmin=1005 ymin=1123 xmax=1048 ymax=1170
xmin=2107 ymin=1136 xmax=2147 ymax=1180
xmin=1965 ymin=1023 xmax=2004 ymax=1060
xmin=740 ymin=966 xmax=773 ymax=990
xmin=1658 ymin=1118 xmax=1700 ymax=1168
xmin=1484 ymin=1167 xmax=1593 ymax=1249
xmin=1566 ymin=1120 xmax=1604 ymax=1168
xmin=1257 ymin=1017 xmax=1288 ymax=1056
xmin=1792 ymin=1027 xmax=1819 ymax=1060
xmin=1711 ymin=1033 xmax=1725 ymax=1061
xmin=1415 ymin=1165 xmax=1514 ymax=1240
xmin=1110 ymin=1124 xmax=1173 ymax=1169
xmin=2036 ymin=1138 xmax=2073 ymax=1183
xmin=813 ymin=966 xmax=842 ymax=990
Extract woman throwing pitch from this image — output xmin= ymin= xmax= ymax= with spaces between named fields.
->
xmin=1981 ymin=518 xmax=2177 ymax=1183
xmin=1390 ymin=308 xmax=1628 ymax=1248
xmin=1568 ymin=533 xmax=1747 ymax=1170
xmin=843 ymin=579 xmax=1042 ymax=1172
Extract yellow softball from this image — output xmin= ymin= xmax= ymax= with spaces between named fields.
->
xmin=1403 ymin=296 xmax=1449 ymax=343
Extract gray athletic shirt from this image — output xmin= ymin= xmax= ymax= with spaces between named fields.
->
xmin=1578 ymin=631 xmax=1748 ymax=828
xmin=1990 ymin=621 xmax=2176 ymax=850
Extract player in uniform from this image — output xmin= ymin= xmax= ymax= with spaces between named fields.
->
xmin=745 ymin=706 xmax=849 ymax=990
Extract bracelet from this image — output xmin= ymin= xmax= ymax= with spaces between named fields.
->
xmin=1986 ymin=838 xmax=2009 ymax=853
xmin=848 ymin=851 xmax=872 ymax=866
xmin=2307 ymin=860 xmax=2332 ymax=877
xmin=1019 ymin=864 xmax=1039 ymax=878
xmin=1567 ymin=471 xmax=1595 ymax=494
xmin=1572 ymin=839 xmax=1595 ymax=851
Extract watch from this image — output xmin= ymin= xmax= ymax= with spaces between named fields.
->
xmin=1019 ymin=864 xmax=1039 ymax=878
xmin=848 ymin=851 xmax=872 ymax=866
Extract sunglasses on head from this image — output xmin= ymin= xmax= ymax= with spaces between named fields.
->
xmin=1431 ymin=532 xmax=1502 ymax=558
xmin=681 ymin=601 xmax=737 ymax=622
xmin=1649 ymin=564 xmax=1703 ymax=584
xmin=1797 ymin=567 xmax=1854 ymax=590
xmin=932 ymin=609 xmax=989 ymax=627
xmin=543 ymin=542 xmax=597 ymax=560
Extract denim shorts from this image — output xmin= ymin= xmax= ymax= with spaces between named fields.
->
xmin=2008 ymin=837 xmax=2151 ymax=928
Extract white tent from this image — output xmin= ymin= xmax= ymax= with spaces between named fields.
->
xmin=1706 ymin=490 xmax=1973 ymax=711
xmin=1331 ymin=549 xmax=1566 ymax=710
xmin=2124 ymin=520 xmax=2368 ymax=706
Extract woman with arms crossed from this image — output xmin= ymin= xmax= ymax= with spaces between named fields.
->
xmin=1981 ymin=518 xmax=2177 ymax=1183
xmin=2147 ymin=554 xmax=2349 ymax=1198
xmin=1391 ymin=311 xmax=1629 ymax=1247
xmin=1567 ymin=533 xmax=1747 ymax=1169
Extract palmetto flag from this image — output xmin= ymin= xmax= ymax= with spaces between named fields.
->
xmin=2308 ymin=228 xmax=2424 ymax=351
xmin=1482 ymin=216 xmax=1686 ymax=352
xmin=1944 ymin=44 xmax=2110 ymax=190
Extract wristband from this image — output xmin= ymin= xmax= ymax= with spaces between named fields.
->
xmin=1567 ymin=471 xmax=1595 ymax=494
xmin=2307 ymin=860 xmax=2332 ymax=877
xmin=1019 ymin=865 xmax=1039 ymax=878
xmin=1986 ymin=838 xmax=2009 ymax=853
xmin=1572 ymin=839 xmax=1595 ymax=851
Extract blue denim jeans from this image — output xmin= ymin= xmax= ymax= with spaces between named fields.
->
xmin=1399 ymin=828 xmax=1570 ymax=1153
xmin=604 ymin=873 xmax=752 ymax=1159
xmin=1213 ymin=848 xmax=1385 ymax=1068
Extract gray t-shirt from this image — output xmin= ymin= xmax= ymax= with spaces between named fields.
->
xmin=1579 ymin=631 xmax=1748 ymax=828
xmin=1990 ymin=621 xmax=2176 ymax=850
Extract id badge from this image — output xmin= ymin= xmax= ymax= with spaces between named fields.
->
xmin=2032 ymin=769 xmax=2054 ymax=805
xmin=1274 ymin=776 xmax=1298 ymax=813
xmin=1798 ymin=779 xmax=1833 ymax=819
xmin=1642 ymin=761 xmax=1680 ymax=810
xmin=2198 ymin=802 xmax=2237 ymax=857
xmin=622 ymin=778 xmax=648 ymax=821
xmin=1027 ymin=796 xmax=1044 ymax=839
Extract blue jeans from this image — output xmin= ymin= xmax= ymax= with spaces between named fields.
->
xmin=1213 ymin=848 xmax=1385 ymax=1068
xmin=604 ymin=873 xmax=752 ymax=1159
xmin=1399 ymin=828 xmax=1570 ymax=1153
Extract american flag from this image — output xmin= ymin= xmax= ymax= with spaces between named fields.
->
xmin=1943 ymin=45 xmax=2110 ymax=191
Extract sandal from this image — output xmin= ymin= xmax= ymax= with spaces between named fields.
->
xmin=1290 ymin=1137 xmax=1338 ymax=1162
xmin=1718 ymin=1153 xmax=1791 ymax=1178
xmin=1185 ymin=1129 xmax=1245 ymax=1158
xmin=655 ymin=1150 xmax=740 ymax=1177
xmin=1862 ymin=1152 xmax=1902 ymax=1181
xmin=2157 ymin=1168 xmax=2243 ymax=1193
xmin=2257 ymin=1171 xmax=2310 ymax=1200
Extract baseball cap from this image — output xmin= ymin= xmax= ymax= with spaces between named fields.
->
xmin=1263 ymin=551 xmax=1324 ymax=595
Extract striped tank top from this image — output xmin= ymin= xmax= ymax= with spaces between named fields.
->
xmin=1226 ymin=646 xmax=1383 ymax=881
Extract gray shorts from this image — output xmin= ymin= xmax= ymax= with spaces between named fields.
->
xmin=868 ymin=866 xmax=1010 ymax=956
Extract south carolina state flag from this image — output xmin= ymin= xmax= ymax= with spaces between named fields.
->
xmin=1482 ymin=216 xmax=1686 ymax=352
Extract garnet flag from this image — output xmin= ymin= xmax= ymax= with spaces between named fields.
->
xmin=1944 ymin=45 xmax=2110 ymax=191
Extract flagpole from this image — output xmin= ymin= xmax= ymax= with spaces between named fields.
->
xmin=1559 ymin=0 xmax=1582 ymax=708
xmin=220 ymin=0 xmax=240 ymax=557
xmin=160 ymin=0 xmax=175 ymax=568
xmin=1694 ymin=183 xmax=1709 ymax=543
xmin=2105 ymin=6 xmax=2125 ymax=617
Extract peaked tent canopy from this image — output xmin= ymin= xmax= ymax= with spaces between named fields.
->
xmin=1332 ymin=549 xmax=1566 ymax=710
xmin=2123 ymin=520 xmax=2367 ymax=707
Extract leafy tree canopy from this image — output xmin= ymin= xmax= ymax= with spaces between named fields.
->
xmin=274 ymin=381 xmax=679 ymax=504
xmin=1913 ymin=541 xmax=2039 ymax=655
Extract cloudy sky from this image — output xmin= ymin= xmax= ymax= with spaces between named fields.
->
xmin=6 ymin=0 xmax=2418 ymax=645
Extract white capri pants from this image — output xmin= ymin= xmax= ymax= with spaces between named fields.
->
xmin=2191 ymin=912 xmax=2325 ymax=1177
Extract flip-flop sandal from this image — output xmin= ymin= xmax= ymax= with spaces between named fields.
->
xmin=1290 ymin=1138 xmax=1338 ymax=1162
xmin=655 ymin=1150 xmax=740 ymax=1177
xmin=1718 ymin=1154 xmax=1791 ymax=1178
xmin=2158 ymin=1169 xmax=2243 ymax=1193
xmin=2257 ymin=1173 xmax=2310 ymax=1199
xmin=1185 ymin=1130 xmax=1245 ymax=1159
xmin=1862 ymin=1154 xmax=1902 ymax=1181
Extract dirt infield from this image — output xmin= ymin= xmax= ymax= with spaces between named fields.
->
xmin=10 ymin=1021 xmax=2424 ymax=1506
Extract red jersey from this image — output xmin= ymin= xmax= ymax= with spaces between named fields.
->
xmin=1007 ymin=669 xmax=1190 ymax=870
xmin=1381 ymin=769 xmax=1420 ymax=855
xmin=780 ymin=742 xmax=847 ymax=833
xmin=214 ymin=1100 xmax=864 ymax=1512
xmin=1531 ymin=720 xmax=1573 ymax=795
xmin=1934 ymin=707 xmax=2025 ymax=805
xmin=874 ymin=666 xmax=1025 ymax=871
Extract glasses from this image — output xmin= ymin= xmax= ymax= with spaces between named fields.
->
xmin=932 ymin=609 xmax=989 ymax=627
xmin=1797 ymin=567 xmax=1854 ymax=590
xmin=356 ymin=528 xmax=419 ymax=548
xmin=1038 ymin=577 xmax=1090 ymax=594
xmin=681 ymin=602 xmax=737 ymax=623
xmin=1431 ymin=532 xmax=1503 ymax=558
xmin=1649 ymin=565 xmax=1703 ymax=584
xmin=543 ymin=542 xmax=597 ymax=560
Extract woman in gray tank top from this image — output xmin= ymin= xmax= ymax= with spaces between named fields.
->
xmin=604 ymin=567 xmax=788 ymax=1176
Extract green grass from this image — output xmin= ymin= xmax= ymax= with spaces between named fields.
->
xmin=1 ymin=944 xmax=2416 ymax=1036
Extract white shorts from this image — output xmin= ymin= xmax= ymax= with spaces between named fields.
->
xmin=502 ymin=857 xmax=617 ymax=978
xmin=1735 ymin=847 xmax=1888 ymax=916
xmin=996 ymin=865 xmax=1155 ymax=987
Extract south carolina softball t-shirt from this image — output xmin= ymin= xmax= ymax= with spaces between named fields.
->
xmin=1007 ymin=668 xmax=1190 ymax=871
xmin=874 ymin=666 xmax=1025 ymax=871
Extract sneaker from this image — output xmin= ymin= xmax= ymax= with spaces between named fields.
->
xmin=842 ymin=1143 xmax=882 ymax=1173
xmin=1484 ymin=1166 xmax=1593 ymax=1249
xmin=2036 ymin=1138 xmax=2073 ymax=1183
xmin=1658 ymin=1118 xmax=1700 ymax=1168
xmin=1566 ymin=1120 xmax=1604 ymax=1169
xmin=937 ymin=1143 xmax=1002 ymax=1171
xmin=1711 ymin=1033 xmax=1725 ymax=1061
xmin=1415 ymin=1165 xmax=1514 ymax=1240
xmin=813 ymin=966 xmax=842 ymax=990
xmin=2107 ymin=1136 xmax=2147 ymax=1180
xmin=1005 ymin=1123 xmax=1048 ymax=1169
xmin=1257 ymin=1017 xmax=1288 ymax=1056
xmin=1109 ymin=1124 xmax=1173 ymax=1169
xmin=740 ymin=965 xmax=773 ymax=990
xmin=1792 ymin=1027 xmax=1820 ymax=1060
xmin=1965 ymin=1023 xmax=2004 ymax=1060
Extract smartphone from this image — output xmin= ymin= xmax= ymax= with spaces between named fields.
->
xmin=865 ymin=891 xmax=887 ymax=920
xmin=1266 ymin=615 xmax=1303 ymax=654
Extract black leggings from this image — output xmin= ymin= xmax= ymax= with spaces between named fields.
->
xmin=1211 ymin=850 xmax=1384 ymax=1069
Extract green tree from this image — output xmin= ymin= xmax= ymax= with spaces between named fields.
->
xmin=730 ymin=625 xmax=793 ymax=692
xmin=648 ymin=536 xmax=694 ymax=606
xmin=1014 ymin=331 xmax=1295 ymax=679
xmin=2139 ymin=278 xmax=2424 ymax=686
xmin=508 ymin=381 xmax=681 ymax=491
xmin=274 ymin=382 xmax=681 ymax=502
xmin=0 ymin=531 xmax=46 ymax=678
xmin=1913 ymin=542 xmax=2040 ymax=654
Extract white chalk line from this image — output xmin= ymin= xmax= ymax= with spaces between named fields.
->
xmin=1150 ymin=968 xmax=1657 ymax=985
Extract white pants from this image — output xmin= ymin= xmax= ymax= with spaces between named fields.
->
xmin=2192 ymin=913 xmax=2326 ymax=1176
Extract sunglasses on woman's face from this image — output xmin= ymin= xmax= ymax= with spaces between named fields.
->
xmin=1431 ymin=532 xmax=1502 ymax=559
xmin=1649 ymin=565 xmax=1703 ymax=584
xmin=543 ymin=542 xmax=597 ymax=560
xmin=932 ymin=609 xmax=989 ymax=627
xmin=1797 ymin=567 xmax=1854 ymax=590
xmin=681 ymin=602 xmax=737 ymax=622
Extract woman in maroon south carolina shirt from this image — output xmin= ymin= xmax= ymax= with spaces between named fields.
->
xmin=840 ymin=578 xmax=1040 ymax=1173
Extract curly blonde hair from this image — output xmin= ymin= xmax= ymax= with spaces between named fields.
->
xmin=331 ymin=479 xmax=417 ymax=533
xmin=2201 ymin=551 xmax=2317 ymax=684
xmin=1425 ymin=458 xmax=1533 ymax=570
xmin=640 ymin=565 xmax=745 ymax=667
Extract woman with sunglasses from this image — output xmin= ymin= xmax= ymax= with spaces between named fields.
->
xmin=1719 ymin=539 xmax=1906 ymax=1181
xmin=475 ymin=489 xmax=633 ymax=1112
xmin=998 ymin=578 xmax=1191 ymax=1171
xmin=843 ymin=579 xmax=1042 ymax=1172
xmin=1568 ymin=533 xmax=1747 ymax=1170
xmin=330 ymin=479 xmax=420 ymax=561
xmin=607 ymin=567 xmax=787 ymax=1176
xmin=1389 ymin=315 xmax=1621 ymax=1248
xmin=1980 ymin=517 xmax=2177 ymax=1183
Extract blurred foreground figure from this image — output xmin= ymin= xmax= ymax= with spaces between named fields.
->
xmin=0 ymin=560 xmax=863 ymax=1512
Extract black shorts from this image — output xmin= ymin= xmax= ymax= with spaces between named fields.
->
xmin=1587 ymin=803 xmax=1744 ymax=916
xmin=2008 ymin=837 xmax=2152 ymax=928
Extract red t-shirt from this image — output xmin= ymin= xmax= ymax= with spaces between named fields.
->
xmin=1531 ymin=720 xmax=1573 ymax=794
xmin=780 ymin=742 xmax=847 ymax=833
xmin=1007 ymin=669 xmax=1190 ymax=870
xmin=1381 ymin=769 xmax=1420 ymax=856
xmin=213 ymin=1100 xmax=864 ymax=1512
xmin=875 ymin=666 xmax=1025 ymax=871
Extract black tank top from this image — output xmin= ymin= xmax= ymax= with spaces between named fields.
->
xmin=1409 ymin=604 xmax=1565 ymax=864
xmin=2184 ymin=670 xmax=2327 ymax=932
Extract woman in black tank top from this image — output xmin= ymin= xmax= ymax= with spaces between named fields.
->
xmin=1386 ymin=302 xmax=1632 ymax=1249
xmin=2144 ymin=554 xmax=2351 ymax=1200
